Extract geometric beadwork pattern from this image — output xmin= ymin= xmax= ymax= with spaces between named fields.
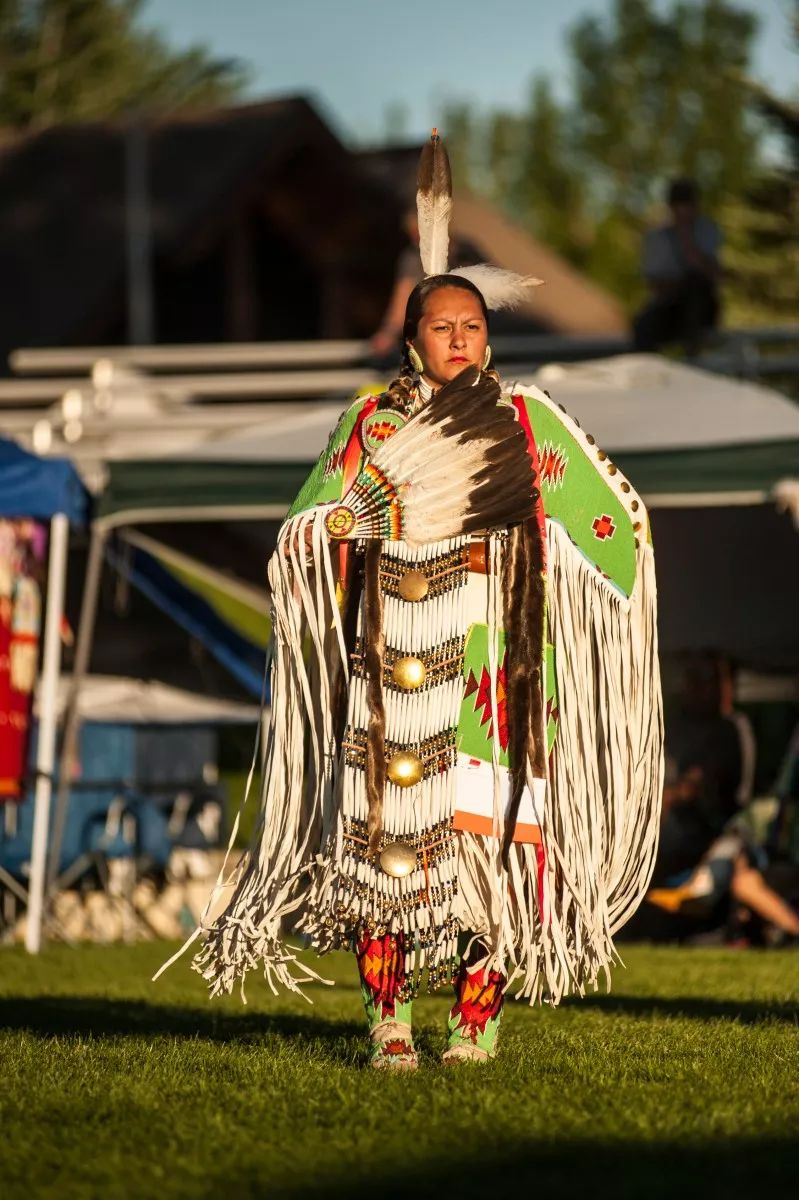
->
xmin=538 ymin=439 xmax=569 ymax=490
xmin=591 ymin=513 xmax=616 ymax=540
xmin=463 ymin=654 xmax=509 ymax=751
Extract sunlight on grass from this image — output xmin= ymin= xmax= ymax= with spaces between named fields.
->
xmin=0 ymin=943 xmax=797 ymax=1199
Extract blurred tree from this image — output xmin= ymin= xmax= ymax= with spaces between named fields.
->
xmin=0 ymin=0 xmax=246 ymax=131
xmin=510 ymin=78 xmax=588 ymax=266
xmin=441 ymin=100 xmax=482 ymax=193
xmin=721 ymin=0 xmax=798 ymax=325
xmin=568 ymin=0 xmax=760 ymax=313
xmin=443 ymin=0 xmax=792 ymax=324
xmin=569 ymin=0 xmax=758 ymax=212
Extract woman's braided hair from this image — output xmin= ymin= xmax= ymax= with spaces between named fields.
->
xmin=381 ymin=273 xmax=497 ymax=416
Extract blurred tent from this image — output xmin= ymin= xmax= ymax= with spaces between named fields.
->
xmin=36 ymin=352 xmax=799 ymax=910
xmin=80 ymin=353 xmax=799 ymax=677
xmin=42 ymin=673 xmax=259 ymax=725
xmin=109 ymin=529 xmax=271 ymax=697
xmin=530 ymin=356 xmax=799 ymax=672
xmin=531 ymin=355 xmax=799 ymax=501
xmin=155 ymin=353 xmax=799 ymax=670
xmin=49 ymin=437 xmax=294 ymax=905
xmin=1 ymin=673 xmax=258 ymax=945
xmin=0 ymin=437 xmax=89 ymax=523
xmin=0 ymin=436 xmax=90 ymax=954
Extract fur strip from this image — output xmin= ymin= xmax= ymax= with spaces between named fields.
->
xmin=501 ymin=519 xmax=546 ymax=865
xmin=363 ymin=540 xmax=387 ymax=854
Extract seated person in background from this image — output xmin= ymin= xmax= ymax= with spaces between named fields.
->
xmin=369 ymin=208 xmax=423 ymax=362
xmin=624 ymin=653 xmax=799 ymax=944
xmin=633 ymin=178 xmax=721 ymax=355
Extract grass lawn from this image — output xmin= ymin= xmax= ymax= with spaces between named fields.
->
xmin=0 ymin=941 xmax=797 ymax=1200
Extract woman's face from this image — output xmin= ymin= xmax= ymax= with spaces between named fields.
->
xmin=409 ymin=286 xmax=488 ymax=387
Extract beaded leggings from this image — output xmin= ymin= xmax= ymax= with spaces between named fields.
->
xmin=355 ymin=928 xmax=506 ymax=1055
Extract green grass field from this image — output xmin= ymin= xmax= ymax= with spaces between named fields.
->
xmin=0 ymin=942 xmax=797 ymax=1200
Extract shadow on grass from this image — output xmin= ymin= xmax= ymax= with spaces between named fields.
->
xmin=268 ymin=1137 xmax=799 ymax=1200
xmin=564 ymin=993 xmax=799 ymax=1025
xmin=0 ymin=995 xmax=362 ymax=1052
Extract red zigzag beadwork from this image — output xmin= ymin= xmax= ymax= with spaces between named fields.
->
xmin=464 ymin=657 xmax=509 ymax=751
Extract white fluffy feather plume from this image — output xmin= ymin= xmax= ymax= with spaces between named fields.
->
xmin=450 ymin=264 xmax=544 ymax=311
xmin=416 ymin=130 xmax=452 ymax=277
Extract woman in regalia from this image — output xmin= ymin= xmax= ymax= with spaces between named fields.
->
xmin=166 ymin=133 xmax=663 ymax=1071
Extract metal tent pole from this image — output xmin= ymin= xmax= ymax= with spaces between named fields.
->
xmin=45 ymin=522 xmax=107 ymax=896
xmin=25 ymin=512 xmax=69 ymax=953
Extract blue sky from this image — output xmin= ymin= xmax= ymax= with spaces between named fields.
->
xmin=142 ymin=0 xmax=796 ymax=144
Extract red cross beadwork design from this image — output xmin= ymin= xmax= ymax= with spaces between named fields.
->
xmin=592 ymin=514 xmax=616 ymax=540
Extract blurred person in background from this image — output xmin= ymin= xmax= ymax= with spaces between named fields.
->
xmin=633 ymin=178 xmax=722 ymax=355
xmin=369 ymin=207 xmax=481 ymax=366
xmin=369 ymin=208 xmax=422 ymax=361
xmin=630 ymin=653 xmax=799 ymax=944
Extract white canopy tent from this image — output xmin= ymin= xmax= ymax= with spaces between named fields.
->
xmin=36 ymin=674 xmax=260 ymax=725
xmin=195 ymin=355 xmax=799 ymax=509
xmin=35 ymin=349 xmax=799 ymax=683
xmin=188 ymin=354 xmax=799 ymax=669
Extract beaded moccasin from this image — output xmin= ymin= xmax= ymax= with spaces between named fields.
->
xmin=369 ymin=1019 xmax=418 ymax=1071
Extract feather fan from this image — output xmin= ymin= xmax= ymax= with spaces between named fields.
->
xmin=416 ymin=129 xmax=452 ymax=277
xmin=450 ymin=264 xmax=543 ymax=311
xmin=323 ymin=366 xmax=537 ymax=546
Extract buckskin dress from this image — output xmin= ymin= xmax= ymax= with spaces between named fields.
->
xmin=190 ymin=378 xmax=663 ymax=1006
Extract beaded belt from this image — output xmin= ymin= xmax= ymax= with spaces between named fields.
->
xmin=350 ymin=635 xmax=466 ymax=692
xmin=342 ymin=816 xmax=455 ymax=869
xmin=342 ymin=725 xmax=458 ymax=781
xmin=378 ymin=540 xmax=495 ymax=601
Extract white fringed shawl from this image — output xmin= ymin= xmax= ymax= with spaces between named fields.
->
xmin=157 ymin=503 xmax=662 ymax=1006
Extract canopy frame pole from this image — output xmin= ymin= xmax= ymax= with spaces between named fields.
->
xmin=46 ymin=523 xmax=108 ymax=896
xmin=25 ymin=512 xmax=69 ymax=953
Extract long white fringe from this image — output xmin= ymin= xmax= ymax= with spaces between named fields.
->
xmin=538 ymin=520 xmax=663 ymax=998
xmin=300 ymin=536 xmax=470 ymax=987
xmin=182 ymin=508 xmax=347 ymax=1000
xmin=159 ymin=513 xmax=662 ymax=1008
xmin=455 ymin=521 xmax=663 ymax=1005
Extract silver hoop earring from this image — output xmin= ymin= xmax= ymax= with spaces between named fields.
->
xmin=482 ymin=345 xmax=492 ymax=371
xmin=408 ymin=345 xmax=424 ymax=374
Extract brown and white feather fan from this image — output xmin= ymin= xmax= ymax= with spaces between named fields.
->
xmin=324 ymin=367 xmax=538 ymax=546
xmin=416 ymin=128 xmax=452 ymax=277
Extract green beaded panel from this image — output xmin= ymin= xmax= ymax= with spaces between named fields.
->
xmin=521 ymin=393 xmax=637 ymax=598
xmin=457 ymin=623 xmax=509 ymax=767
xmin=456 ymin=625 xmax=559 ymax=764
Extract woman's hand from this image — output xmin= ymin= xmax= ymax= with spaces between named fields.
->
xmin=282 ymin=521 xmax=316 ymax=559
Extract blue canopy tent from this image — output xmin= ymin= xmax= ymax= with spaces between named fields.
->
xmin=0 ymin=437 xmax=89 ymax=952
xmin=0 ymin=438 xmax=89 ymax=526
